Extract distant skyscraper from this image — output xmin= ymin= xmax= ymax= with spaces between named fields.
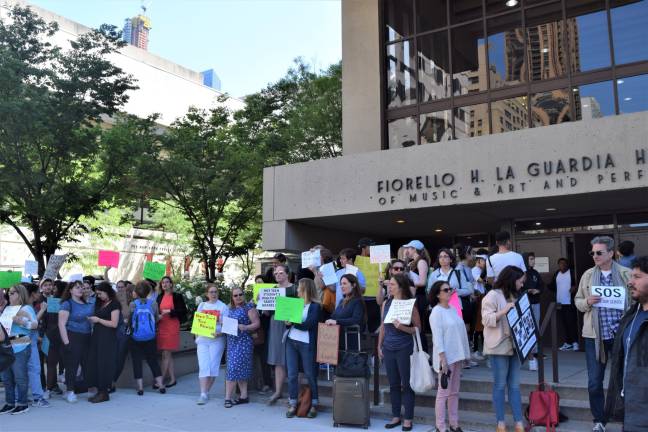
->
xmin=122 ymin=14 xmax=151 ymax=50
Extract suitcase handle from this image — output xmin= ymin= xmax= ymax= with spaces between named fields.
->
xmin=343 ymin=324 xmax=362 ymax=352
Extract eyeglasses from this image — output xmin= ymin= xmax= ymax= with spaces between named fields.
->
xmin=208 ymin=291 xmax=218 ymax=295
xmin=440 ymin=288 xmax=454 ymax=293
xmin=392 ymin=267 xmax=404 ymax=271
xmin=232 ymin=293 xmax=243 ymax=298
xmin=589 ymin=251 xmax=606 ymax=257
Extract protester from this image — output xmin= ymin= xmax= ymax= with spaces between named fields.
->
xmin=58 ymin=280 xmax=94 ymax=403
xmin=252 ymin=274 xmax=273 ymax=395
xmin=522 ymin=252 xmax=545 ymax=370
xmin=455 ymin=244 xmax=477 ymax=336
xmin=377 ymin=259 xmax=407 ymax=306
xmin=605 ymin=255 xmax=648 ymax=432
xmin=357 ymin=238 xmax=381 ymax=334
xmin=403 ymin=240 xmax=431 ymax=353
xmin=43 ymin=280 xmax=65 ymax=396
xmin=82 ymin=276 xmax=96 ymax=304
xmin=156 ymin=276 xmax=187 ymax=388
xmin=549 ymin=258 xmax=579 ymax=352
xmin=195 ymin=282 xmax=229 ymax=405
xmin=224 ymin=286 xmax=260 ymax=408
xmin=129 ymin=281 xmax=166 ymax=395
xmin=482 ymin=266 xmax=526 ymax=432
xmin=335 ymin=248 xmax=367 ymax=307
xmin=113 ymin=280 xmax=134 ymax=391
xmin=285 ymin=278 xmax=321 ymax=419
xmin=617 ymin=240 xmax=635 ymax=269
xmin=575 ymin=236 xmax=632 ymax=432
xmin=264 ymin=252 xmax=288 ymax=284
xmin=326 ymin=273 xmax=366 ymax=335
xmin=471 ymin=252 xmax=488 ymax=360
xmin=37 ymin=279 xmax=53 ymax=392
xmin=378 ymin=273 xmax=421 ymax=431
xmin=429 ymin=280 xmax=471 ymax=432
xmin=23 ymin=283 xmax=49 ymax=407
xmin=313 ymin=246 xmax=336 ymax=319
xmin=486 ymin=231 xmax=526 ymax=284
xmin=0 ymin=284 xmax=38 ymax=415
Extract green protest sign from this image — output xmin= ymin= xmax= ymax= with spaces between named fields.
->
xmin=274 ymin=296 xmax=304 ymax=324
xmin=142 ymin=261 xmax=166 ymax=281
xmin=0 ymin=271 xmax=22 ymax=288
xmin=252 ymin=283 xmax=276 ymax=302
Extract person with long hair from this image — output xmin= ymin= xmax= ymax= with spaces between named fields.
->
xmin=429 ymin=280 xmax=471 ymax=432
xmin=285 ymin=278 xmax=322 ymax=418
xmin=156 ymin=276 xmax=187 ymax=388
xmin=377 ymin=259 xmax=407 ymax=307
xmin=58 ymin=280 xmax=94 ymax=403
xmin=43 ymin=280 xmax=66 ymax=396
xmin=85 ymin=282 xmax=120 ymax=403
xmin=326 ymin=274 xmax=366 ymax=351
xmin=24 ymin=283 xmax=49 ymax=407
xmin=378 ymin=273 xmax=421 ymax=431
xmin=195 ymin=283 xmax=228 ymax=405
xmin=482 ymin=266 xmax=526 ymax=432
xmin=403 ymin=240 xmax=431 ymax=353
xmin=224 ymin=286 xmax=260 ymax=408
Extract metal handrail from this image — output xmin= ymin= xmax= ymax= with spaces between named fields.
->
xmin=536 ymin=301 xmax=560 ymax=384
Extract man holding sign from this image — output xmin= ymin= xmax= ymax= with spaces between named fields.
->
xmin=575 ymin=236 xmax=632 ymax=432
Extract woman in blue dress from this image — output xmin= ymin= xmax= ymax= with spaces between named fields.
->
xmin=224 ymin=287 xmax=260 ymax=408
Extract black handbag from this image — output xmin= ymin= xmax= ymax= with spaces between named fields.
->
xmin=440 ymin=369 xmax=451 ymax=389
xmin=0 ymin=326 xmax=15 ymax=373
xmin=336 ymin=325 xmax=370 ymax=378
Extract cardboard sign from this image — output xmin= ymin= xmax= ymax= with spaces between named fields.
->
xmin=0 ymin=305 xmax=21 ymax=334
xmin=257 ymin=287 xmax=286 ymax=311
xmin=142 ymin=261 xmax=166 ymax=281
xmin=316 ymin=323 xmax=340 ymax=365
xmin=319 ymin=262 xmax=337 ymax=286
xmin=383 ymin=298 xmax=417 ymax=325
xmin=369 ymin=244 xmax=391 ymax=264
xmin=301 ymin=250 xmax=321 ymax=268
xmin=222 ymin=316 xmax=239 ymax=336
xmin=98 ymin=250 xmax=120 ymax=267
xmin=24 ymin=260 xmax=39 ymax=276
xmin=0 ymin=271 xmax=22 ymax=288
xmin=47 ymin=297 xmax=61 ymax=313
xmin=506 ymin=293 xmax=538 ymax=364
xmin=592 ymin=285 xmax=626 ymax=311
xmin=191 ymin=312 xmax=217 ymax=338
xmin=275 ymin=296 xmax=305 ymax=324
xmin=252 ymin=283 xmax=276 ymax=303
xmin=43 ymin=254 xmax=67 ymax=280
xmin=355 ymin=255 xmax=380 ymax=297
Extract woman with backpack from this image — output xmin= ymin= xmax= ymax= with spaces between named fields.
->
xmin=427 ymin=249 xmax=473 ymax=319
xmin=156 ymin=276 xmax=187 ymax=388
xmin=130 ymin=281 xmax=165 ymax=395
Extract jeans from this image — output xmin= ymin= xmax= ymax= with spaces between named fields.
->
xmin=584 ymin=337 xmax=614 ymax=424
xmin=491 ymin=354 xmax=523 ymax=422
xmin=383 ymin=345 xmax=415 ymax=421
xmin=28 ymin=337 xmax=44 ymax=399
xmin=286 ymin=338 xmax=318 ymax=406
xmin=2 ymin=348 xmax=30 ymax=406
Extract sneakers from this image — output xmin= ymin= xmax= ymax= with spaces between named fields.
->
xmin=463 ymin=359 xmax=479 ymax=369
xmin=471 ymin=351 xmax=485 ymax=361
xmin=592 ymin=422 xmax=606 ymax=432
xmin=49 ymin=386 xmax=63 ymax=396
xmin=57 ymin=373 xmax=65 ymax=384
xmin=32 ymin=398 xmax=50 ymax=408
xmin=0 ymin=404 xmax=15 ymax=414
xmin=197 ymin=394 xmax=208 ymax=405
xmin=528 ymin=358 xmax=538 ymax=371
xmin=42 ymin=390 xmax=50 ymax=400
xmin=559 ymin=343 xmax=573 ymax=351
xmin=11 ymin=405 xmax=29 ymax=415
xmin=572 ymin=342 xmax=580 ymax=351
xmin=65 ymin=391 xmax=78 ymax=403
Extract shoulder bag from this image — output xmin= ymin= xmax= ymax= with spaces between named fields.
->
xmin=409 ymin=327 xmax=434 ymax=393
xmin=0 ymin=325 xmax=16 ymax=373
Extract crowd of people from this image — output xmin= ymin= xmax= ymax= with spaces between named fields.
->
xmin=0 ymin=234 xmax=647 ymax=432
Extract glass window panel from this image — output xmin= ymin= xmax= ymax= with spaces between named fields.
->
xmin=610 ymin=0 xmax=648 ymax=64
xmin=418 ymin=31 xmax=451 ymax=102
xmin=420 ymin=111 xmax=453 ymax=144
xmin=452 ymin=22 xmax=487 ymax=96
xmin=618 ymin=74 xmax=648 ymax=114
xmin=486 ymin=0 xmax=520 ymax=15
xmin=573 ymin=80 xmax=615 ymax=121
xmin=387 ymin=41 xmax=417 ymax=108
xmin=531 ymin=88 xmax=572 ymax=127
xmin=487 ymin=12 xmax=527 ymax=88
xmin=450 ymin=0 xmax=483 ymax=24
xmin=417 ymin=0 xmax=447 ymax=32
xmin=525 ymin=4 xmax=568 ymax=81
xmin=388 ymin=116 xmax=418 ymax=148
xmin=455 ymin=103 xmax=489 ymax=138
xmin=385 ymin=0 xmax=414 ymax=42
xmin=490 ymin=96 xmax=529 ymax=134
xmin=566 ymin=2 xmax=611 ymax=73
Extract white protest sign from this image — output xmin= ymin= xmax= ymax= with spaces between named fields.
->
xmin=24 ymin=260 xmax=39 ymax=276
xmin=369 ymin=244 xmax=391 ymax=264
xmin=67 ymin=273 xmax=84 ymax=282
xmin=344 ymin=264 xmax=358 ymax=276
xmin=0 ymin=305 xmax=21 ymax=334
xmin=319 ymin=262 xmax=337 ymax=286
xmin=222 ymin=316 xmax=239 ymax=336
xmin=534 ymin=257 xmax=550 ymax=273
xmin=301 ymin=250 xmax=321 ymax=268
xmin=592 ymin=286 xmax=626 ymax=311
xmin=383 ymin=299 xmax=416 ymax=326
xmin=257 ymin=287 xmax=286 ymax=311
xmin=518 ymin=293 xmax=531 ymax=313
xmin=43 ymin=254 xmax=67 ymax=280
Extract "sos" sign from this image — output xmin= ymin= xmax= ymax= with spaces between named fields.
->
xmin=592 ymin=285 xmax=626 ymax=310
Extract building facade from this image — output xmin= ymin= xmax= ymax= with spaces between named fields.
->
xmin=263 ymin=0 xmax=648 ymax=280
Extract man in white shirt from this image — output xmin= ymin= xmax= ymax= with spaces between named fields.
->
xmin=550 ymin=258 xmax=579 ymax=351
xmin=486 ymin=231 xmax=526 ymax=285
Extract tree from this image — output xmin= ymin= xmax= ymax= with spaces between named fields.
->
xmin=0 ymin=5 xmax=144 ymax=276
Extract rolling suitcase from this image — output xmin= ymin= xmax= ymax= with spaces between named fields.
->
xmin=333 ymin=326 xmax=370 ymax=429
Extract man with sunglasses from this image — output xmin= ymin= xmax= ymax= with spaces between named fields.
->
xmin=575 ymin=236 xmax=632 ymax=432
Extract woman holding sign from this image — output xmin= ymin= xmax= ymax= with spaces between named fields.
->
xmin=481 ymin=266 xmax=526 ymax=432
xmin=377 ymin=273 xmax=421 ymax=431
xmin=156 ymin=276 xmax=187 ymax=388
xmin=195 ymin=283 xmax=229 ymax=405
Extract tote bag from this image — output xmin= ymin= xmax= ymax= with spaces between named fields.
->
xmin=409 ymin=327 xmax=434 ymax=393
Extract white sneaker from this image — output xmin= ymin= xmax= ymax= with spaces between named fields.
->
xmin=197 ymin=394 xmax=208 ymax=405
xmin=65 ymin=392 xmax=77 ymax=403
xmin=592 ymin=422 xmax=606 ymax=432
xmin=572 ymin=342 xmax=580 ymax=351
xmin=58 ymin=373 xmax=65 ymax=384
xmin=472 ymin=351 xmax=485 ymax=361
xmin=559 ymin=343 xmax=573 ymax=351
xmin=528 ymin=359 xmax=538 ymax=371
xmin=42 ymin=390 xmax=50 ymax=400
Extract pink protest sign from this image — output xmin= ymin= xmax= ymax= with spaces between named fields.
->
xmin=449 ymin=292 xmax=463 ymax=320
xmin=98 ymin=250 xmax=120 ymax=267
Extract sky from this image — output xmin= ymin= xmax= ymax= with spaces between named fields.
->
xmin=29 ymin=0 xmax=342 ymax=99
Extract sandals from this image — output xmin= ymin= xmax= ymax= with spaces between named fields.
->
xmin=233 ymin=397 xmax=249 ymax=405
xmin=224 ymin=399 xmax=233 ymax=408
xmin=266 ymin=394 xmax=281 ymax=406
xmin=286 ymin=406 xmax=297 ymax=418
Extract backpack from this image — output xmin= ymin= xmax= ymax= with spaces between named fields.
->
xmin=131 ymin=299 xmax=156 ymax=342
xmin=526 ymin=384 xmax=560 ymax=432
xmin=426 ymin=267 xmax=462 ymax=294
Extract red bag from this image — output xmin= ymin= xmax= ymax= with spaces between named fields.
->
xmin=526 ymin=384 xmax=560 ymax=432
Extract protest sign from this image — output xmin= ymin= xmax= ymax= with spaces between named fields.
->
xmin=383 ymin=298 xmax=417 ymax=325
xmin=592 ymin=285 xmax=626 ymax=311
xmin=222 ymin=316 xmax=239 ymax=336
xmin=506 ymin=293 xmax=538 ymax=364
xmin=257 ymin=287 xmax=286 ymax=311
xmin=344 ymin=264 xmax=359 ymax=276
xmin=301 ymin=250 xmax=321 ymax=268
xmin=0 ymin=271 xmax=22 ymax=288
xmin=319 ymin=262 xmax=337 ymax=286
xmin=369 ymin=245 xmax=391 ymax=264
xmin=449 ymin=292 xmax=463 ymax=320
xmin=275 ymin=296 xmax=305 ymax=324
xmin=252 ymin=283 xmax=276 ymax=302
xmin=67 ymin=273 xmax=83 ymax=283
xmin=47 ymin=297 xmax=61 ymax=313
xmin=98 ymin=250 xmax=120 ymax=267
xmin=355 ymin=255 xmax=380 ymax=297
xmin=143 ymin=261 xmax=166 ymax=281
xmin=0 ymin=305 xmax=21 ymax=334
xmin=190 ymin=312 xmax=217 ymax=338
xmin=24 ymin=260 xmax=39 ymax=276
xmin=316 ymin=323 xmax=340 ymax=365
xmin=43 ymin=254 xmax=67 ymax=280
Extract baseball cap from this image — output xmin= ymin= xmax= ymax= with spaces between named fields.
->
xmin=402 ymin=240 xmax=424 ymax=250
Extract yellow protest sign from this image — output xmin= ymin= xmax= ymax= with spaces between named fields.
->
xmin=355 ymin=255 xmax=381 ymax=297
xmin=190 ymin=312 xmax=217 ymax=338
xmin=252 ymin=283 xmax=276 ymax=302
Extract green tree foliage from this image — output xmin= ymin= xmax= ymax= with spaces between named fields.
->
xmin=0 ymin=5 xmax=144 ymax=276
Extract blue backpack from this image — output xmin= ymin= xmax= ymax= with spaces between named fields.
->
xmin=131 ymin=299 xmax=156 ymax=342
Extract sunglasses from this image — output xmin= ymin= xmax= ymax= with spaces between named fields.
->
xmin=392 ymin=267 xmax=405 ymax=271
xmin=232 ymin=293 xmax=243 ymax=298
xmin=589 ymin=250 xmax=607 ymax=257
xmin=440 ymin=287 xmax=454 ymax=293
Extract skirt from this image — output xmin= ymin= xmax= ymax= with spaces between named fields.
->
xmin=197 ymin=337 xmax=226 ymax=378
xmin=266 ymin=316 xmax=287 ymax=366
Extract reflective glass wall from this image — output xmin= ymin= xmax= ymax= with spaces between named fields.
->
xmin=383 ymin=0 xmax=648 ymax=148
